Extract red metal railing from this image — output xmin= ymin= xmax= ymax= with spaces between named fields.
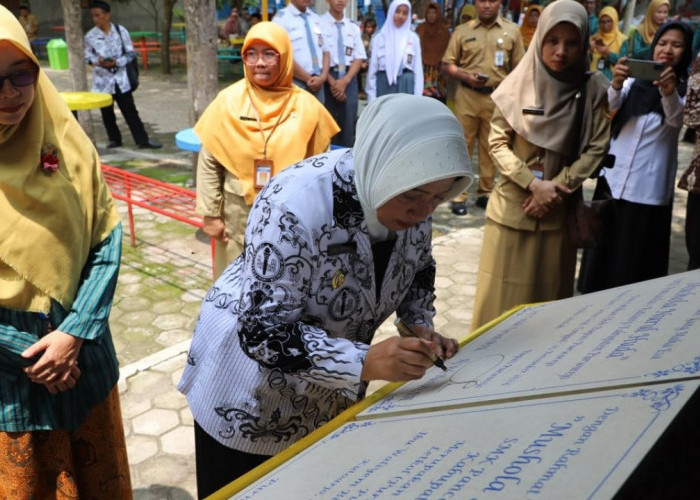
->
xmin=101 ymin=164 xmax=214 ymax=276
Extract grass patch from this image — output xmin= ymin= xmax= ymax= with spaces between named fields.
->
xmin=108 ymin=159 xmax=193 ymax=187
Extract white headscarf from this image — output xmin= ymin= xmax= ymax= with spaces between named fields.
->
xmin=354 ymin=94 xmax=473 ymax=241
xmin=382 ymin=0 xmax=412 ymax=86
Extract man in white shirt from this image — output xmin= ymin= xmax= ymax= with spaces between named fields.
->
xmin=273 ymin=0 xmax=330 ymax=103
xmin=322 ymin=0 xmax=366 ymax=147
xmin=83 ymin=1 xmax=161 ymax=149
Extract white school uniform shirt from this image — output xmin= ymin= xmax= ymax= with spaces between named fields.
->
xmin=365 ymin=29 xmax=423 ymax=102
xmin=320 ymin=13 xmax=366 ymax=70
xmin=603 ymin=77 xmax=685 ymax=206
xmin=273 ymin=4 xmax=327 ymax=76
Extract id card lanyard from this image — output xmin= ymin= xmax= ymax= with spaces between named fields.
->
xmin=530 ymin=147 xmax=545 ymax=180
xmin=246 ymin=88 xmax=293 ymax=189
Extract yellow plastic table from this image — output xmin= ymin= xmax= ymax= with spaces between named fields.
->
xmin=59 ymin=91 xmax=113 ymax=112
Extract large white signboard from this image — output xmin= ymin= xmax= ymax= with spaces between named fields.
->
xmin=232 ymin=381 xmax=698 ymax=499
xmin=359 ymin=272 xmax=700 ymax=419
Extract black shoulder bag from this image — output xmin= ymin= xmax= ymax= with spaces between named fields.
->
xmin=565 ymin=76 xmax=612 ymax=248
xmin=117 ymin=24 xmax=139 ymax=92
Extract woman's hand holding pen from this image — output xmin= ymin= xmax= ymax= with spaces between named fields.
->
xmin=407 ymin=324 xmax=458 ymax=361
xmin=361 ymin=336 xmax=439 ymax=382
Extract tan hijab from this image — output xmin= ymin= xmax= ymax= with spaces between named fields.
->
xmin=637 ymin=0 xmax=670 ymax=45
xmin=195 ymin=22 xmax=339 ymax=204
xmin=491 ymin=0 xmax=608 ymax=179
xmin=0 ymin=5 xmax=120 ymax=311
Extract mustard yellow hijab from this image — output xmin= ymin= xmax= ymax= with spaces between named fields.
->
xmin=637 ymin=0 xmax=670 ymax=45
xmin=520 ymin=5 xmax=543 ymax=50
xmin=460 ymin=4 xmax=476 ymax=23
xmin=195 ymin=22 xmax=339 ymax=204
xmin=0 ymin=5 xmax=120 ymax=311
xmin=590 ymin=6 xmax=627 ymax=71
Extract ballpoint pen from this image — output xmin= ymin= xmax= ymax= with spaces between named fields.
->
xmin=394 ymin=318 xmax=448 ymax=371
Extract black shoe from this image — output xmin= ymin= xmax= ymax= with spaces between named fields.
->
xmin=138 ymin=141 xmax=162 ymax=149
xmin=451 ymin=201 xmax=467 ymax=216
xmin=475 ymin=196 xmax=489 ymax=209
xmin=106 ymin=141 xmax=122 ymax=148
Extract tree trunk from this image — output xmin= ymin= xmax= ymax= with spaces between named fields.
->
xmin=622 ymin=0 xmax=637 ymax=34
xmin=59 ymin=0 xmax=94 ymax=136
xmin=184 ymin=0 xmax=218 ymax=177
xmin=161 ymin=0 xmax=177 ymax=73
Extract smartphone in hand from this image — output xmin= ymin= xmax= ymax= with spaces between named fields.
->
xmin=476 ymin=73 xmax=489 ymax=82
xmin=626 ymin=58 xmax=664 ymax=81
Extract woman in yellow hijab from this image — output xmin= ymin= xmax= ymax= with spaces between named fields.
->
xmin=0 ymin=5 xmax=130 ymax=497
xmin=520 ymin=4 xmax=543 ymax=50
xmin=631 ymin=0 xmax=670 ymax=59
xmin=195 ymin=22 xmax=339 ymax=278
xmin=590 ymin=6 xmax=628 ymax=80
xmin=460 ymin=3 xmax=476 ymax=24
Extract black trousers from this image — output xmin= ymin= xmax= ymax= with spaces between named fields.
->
xmin=686 ymin=191 xmax=700 ymax=270
xmin=194 ymin=421 xmax=271 ymax=499
xmin=100 ymin=84 xmax=149 ymax=146
xmin=578 ymin=177 xmax=672 ymax=293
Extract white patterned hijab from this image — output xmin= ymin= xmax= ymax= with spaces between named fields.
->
xmin=354 ymin=94 xmax=473 ymax=240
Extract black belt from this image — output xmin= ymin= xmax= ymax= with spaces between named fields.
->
xmin=462 ymin=81 xmax=496 ymax=94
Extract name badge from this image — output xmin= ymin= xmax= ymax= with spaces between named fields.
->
xmin=495 ymin=50 xmax=504 ymax=67
xmin=407 ymin=54 xmax=413 ymax=65
xmin=254 ymin=158 xmax=275 ymax=189
xmin=530 ymin=161 xmax=544 ymax=180
xmin=345 ymin=46 xmax=353 ymax=57
xmin=597 ymin=58 xmax=606 ymax=70
xmin=318 ymin=34 xmax=323 ymax=47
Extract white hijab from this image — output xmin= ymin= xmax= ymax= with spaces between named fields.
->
xmin=382 ymin=0 xmax=412 ymax=86
xmin=354 ymin=94 xmax=473 ymax=241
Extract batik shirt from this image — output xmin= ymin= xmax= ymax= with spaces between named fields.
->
xmin=84 ymin=23 xmax=135 ymax=94
xmin=179 ymin=148 xmax=437 ymax=456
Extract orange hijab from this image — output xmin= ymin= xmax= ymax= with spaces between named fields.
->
xmin=194 ymin=22 xmax=339 ymax=204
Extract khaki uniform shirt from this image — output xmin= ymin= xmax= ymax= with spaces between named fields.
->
xmin=486 ymin=94 xmax=611 ymax=231
xmin=442 ymin=17 xmax=524 ymax=112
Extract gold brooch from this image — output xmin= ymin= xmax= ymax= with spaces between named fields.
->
xmin=331 ymin=269 xmax=346 ymax=289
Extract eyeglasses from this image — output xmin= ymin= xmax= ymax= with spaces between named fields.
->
xmin=0 ymin=69 xmax=39 ymax=88
xmin=243 ymin=50 xmax=280 ymax=65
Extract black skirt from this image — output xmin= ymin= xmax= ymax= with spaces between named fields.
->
xmin=578 ymin=177 xmax=673 ymax=293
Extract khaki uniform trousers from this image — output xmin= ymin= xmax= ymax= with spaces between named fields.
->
xmin=471 ymin=218 xmax=576 ymax=331
xmin=213 ymin=182 xmax=250 ymax=279
xmin=453 ymin=88 xmax=497 ymax=201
